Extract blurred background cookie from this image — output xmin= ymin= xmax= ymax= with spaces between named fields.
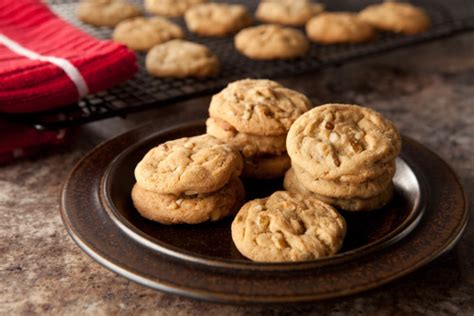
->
xmin=256 ymin=0 xmax=324 ymax=26
xmin=145 ymin=40 xmax=219 ymax=78
xmin=113 ymin=17 xmax=184 ymax=51
xmin=235 ymin=24 xmax=309 ymax=60
xmin=185 ymin=3 xmax=252 ymax=36
xmin=76 ymin=0 xmax=141 ymax=27
xmin=145 ymin=0 xmax=206 ymax=17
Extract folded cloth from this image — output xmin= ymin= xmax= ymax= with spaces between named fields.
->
xmin=0 ymin=0 xmax=137 ymax=164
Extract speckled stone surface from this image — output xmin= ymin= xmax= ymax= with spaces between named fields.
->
xmin=1 ymin=33 xmax=473 ymax=315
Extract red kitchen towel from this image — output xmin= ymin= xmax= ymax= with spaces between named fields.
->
xmin=0 ymin=0 xmax=137 ymax=164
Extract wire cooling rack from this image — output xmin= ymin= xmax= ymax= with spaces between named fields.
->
xmin=5 ymin=0 xmax=474 ymax=130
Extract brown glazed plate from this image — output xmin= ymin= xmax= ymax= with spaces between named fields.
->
xmin=61 ymin=120 xmax=468 ymax=304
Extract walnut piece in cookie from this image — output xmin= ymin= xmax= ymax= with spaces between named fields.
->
xmin=359 ymin=1 xmax=431 ymax=35
xmin=113 ymin=17 xmax=184 ymax=51
xmin=306 ymin=12 xmax=376 ymax=44
xmin=132 ymin=177 xmax=245 ymax=224
xmin=146 ymin=40 xmax=219 ymax=78
xmin=145 ymin=0 xmax=206 ymax=17
xmin=286 ymin=104 xmax=401 ymax=179
xmin=134 ymin=134 xmax=242 ymax=195
xmin=235 ymin=24 xmax=309 ymax=60
xmin=185 ymin=3 xmax=252 ymax=36
xmin=231 ymin=191 xmax=346 ymax=262
xmin=209 ymin=79 xmax=312 ymax=136
xmin=256 ymin=0 xmax=324 ymax=26
xmin=76 ymin=0 xmax=142 ymax=27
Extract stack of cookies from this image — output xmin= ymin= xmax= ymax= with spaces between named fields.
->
xmin=284 ymin=104 xmax=401 ymax=211
xmin=132 ymin=134 xmax=245 ymax=224
xmin=206 ymin=79 xmax=311 ymax=179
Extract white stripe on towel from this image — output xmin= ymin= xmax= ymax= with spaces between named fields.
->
xmin=0 ymin=33 xmax=89 ymax=97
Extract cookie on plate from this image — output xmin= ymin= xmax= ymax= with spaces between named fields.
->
xmin=284 ymin=168 xmax=394 ymax=211
xmin=207 ymin=79 xmax=311 ymax=179
xmin=134 ymin=134 xmax=242 ymax=195
xmin=76 ymin=0 xmax=141 ymax=27
xmin=145 ymin=0 xmax=206 ymax=17
xmin=132 ymin=177 xmax=245 ymax=224
xmin=231 ymin=191 xmax=346 ymax=262
xmin=287 ymin=104 xmax=401 ymax=180
xmin=145 ymin=40 xmax=219 ymax=78
xmin=235 ymin=24 xmax=309 ymax=60
xmin=306 ymin=12 xmax=376 ymax=44
xmin=359 ymin=1 xmax=431 ymax=35
xmin=113 ymin=17 xmax=184 ymax=51
xmin=256 ymin=0 xmax=324 ymax=26
xmin=185 ymin=3 xmax=252 ymax=36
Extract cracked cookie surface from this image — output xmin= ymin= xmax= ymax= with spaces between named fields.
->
xmin=256 ymin=0 xmax=324 ymax=26
xmin=235 ymin=24 xmax=309 ymax=60
xmin=145 ymin=0 xmax=206 ymax=17
xmin=132 ymin=177 xmax=245 ymax=224
xmin=359 ymin=1 xmax=431 ymax=35
xmin=231 ymin=191 xmax=346 ymax=262
xmin=287 ymin=104 xmax=401 ymax=179
xmin=306 ymin=12 xmax=375 ymax=44
xmin=146 ymin=40 xmax=219 ymax=78
xmin=209 ymin=79 xmax=311 ymax=136
xmin=134 ymin=134 xmax=243 ymax=195
xmin=113 ymin=17 xmax=184 ymax=51
xmin=185 ymin=3 xmax=252 ymax=36
xmin=77 ymin=0 xmax=141 ymax=27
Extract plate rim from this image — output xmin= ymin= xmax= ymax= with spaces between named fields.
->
xmin=60 ymin=120 xmax=469 ymax=303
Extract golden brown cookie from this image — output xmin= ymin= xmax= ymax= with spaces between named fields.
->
xmin=145 ymin=0 xmax=207 ymax=17
xmin=235 ymin=24 xmax=309 ymax=60
xmin=132 ymin=177 xmax=245 ymax=224
xmin=284 ymin=168 xmax=394 ymax=211
xmin=185 ymin=3 xmax=252 ymax=36
xmin=113 ymin=17 xmax=184 ymax=51
xmin=76 ymin=0 xmax=141 ymax=27
xmin=206 ymin=117 xmax=287 ymax=158
xmin=359 ymin=1 xmax=431 ymax=35
xmin=306 ymin=12 xmax=376 ymax=44
xmin=231 ymin=191 xmax=346 ymax=262
xmin=256 ymin=0 xmax=324 ymax=26
xmin=242 ymin=153 xmax=291 ymax=179
xmin=287 ymin=104 xmax=401 ymax=180
xmin=134 ymin=134 xmax=242 ymax=195
xmin=292 ymin=162 xmax=395 ymax=198
xmin=209 ymin=79 xmax=311 ymax=136
xmin=145 ymin=40 xmax=219 ymax=78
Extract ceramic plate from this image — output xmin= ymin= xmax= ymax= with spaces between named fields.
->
xmin=61 ymin=120 xmax=468 ymax=303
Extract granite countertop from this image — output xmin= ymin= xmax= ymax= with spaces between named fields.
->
xmin=1 ymin=33 xmax=473 ymax=315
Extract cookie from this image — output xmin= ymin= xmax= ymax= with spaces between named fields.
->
xmin=185 ymin=3 xmax=252 ymax=36
xmin=256 ymin=0 xmax=324 ymax=26
xmin=235 ymin=24 xmax=309 ymax=60
xmin=145 ymin=0 xmax=206 ymax=17
xmin=206 ymin=117 xmax=287 ymax=157
xmin=242 ymin=153 xmax=291 ymax=179
xmin=292 ymin=162 xmax=395 ymax=198
xmin=132 ymin=177 xmax=245 ymax=224
xmin=76 ymin=0 xmax=141 ymax=27
xmin=145 ymin=40 xmax=219 ymax=78
xmin=134 ymin=134 xmax=242 ymax=195
xmin=284 ymin=168 xmax=394 ymax=211
xmin=359 ymin=1 xmax=431 ymax=35
xmin=287 ymin=104 xmax=401 ymax=180
xmin=306 ymin=12 xmax=376 ymax=44
xmin=231 ymin=191 xmax=346 ymax=262
xmin=113 ymin=17 xmax=184 ymax=51
xmin=209 ymin=79 xmax=311 ymax=136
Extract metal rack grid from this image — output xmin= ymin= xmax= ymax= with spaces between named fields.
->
xmin=4 ymin=0 xmax=474 ymax=130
